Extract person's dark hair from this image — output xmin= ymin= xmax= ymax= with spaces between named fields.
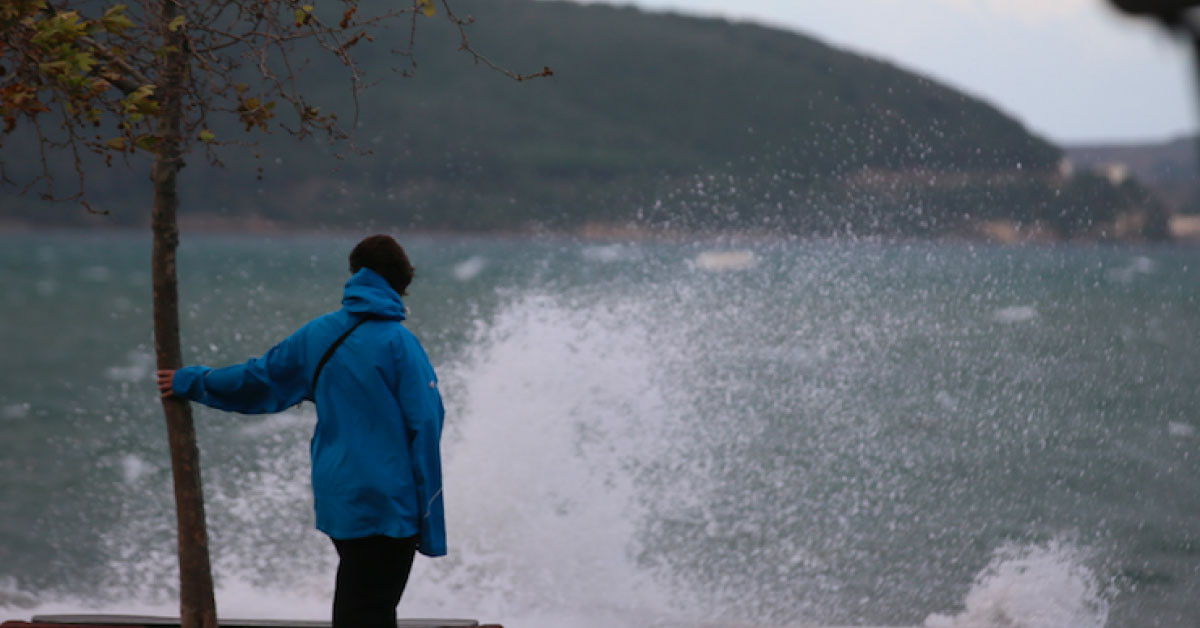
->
xmin=349 ymin=234 xmax=415 ymax=296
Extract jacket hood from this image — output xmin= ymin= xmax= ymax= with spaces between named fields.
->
xmin=342 ymin=268 xmax=407 ymax=320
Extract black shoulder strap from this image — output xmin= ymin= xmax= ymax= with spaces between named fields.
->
xmin=312 ymin=316 xmax=375 ymax=392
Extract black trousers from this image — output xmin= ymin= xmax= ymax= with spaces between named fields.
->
xmin=332 ymin=534 xmax=418 ymax=628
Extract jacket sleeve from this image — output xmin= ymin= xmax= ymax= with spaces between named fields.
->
xmin=393 ymin=335 xmax=447 ymax=557
xmin=172 ymin=326 xmax=311 ymax=415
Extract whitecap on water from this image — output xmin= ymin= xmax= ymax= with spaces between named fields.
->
xmin=992 ymin=305 xmax=1037 ymax=323
xmin=120 ymin=454 xmax=152 ymax=484
xmin=0 ymin=576 xmax=38 ymax=610
xmin=104 ymin=350 xmax=155 ymax=383
xmin=1168 ymin=422 xmax=1195 ymax=439
xmin=1 ymin=402 xmax=30 ymax=420
xmin=934 ymin=390 xmax=958 ymax=411
xmin=1130 ymin=256 xmax=1155 ymax=274
xmin=1106 ymin=256 xmax=1157 ymax=284
xmin=35 ymin=279 xmax=57 ymax=297
xmin=580 ymin=244 xmax=631 ymax=263
xmin=923 ymin=540 xmax=1108 ymax=628
xmin=80 ymin=266 xmax=112 ymax=282
xmin=452 ymin=256 xmax=487 ymax=281
xmin=693 ymin=250 xmax=757 ymax=271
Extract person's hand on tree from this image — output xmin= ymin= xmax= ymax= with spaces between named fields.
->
xmin=156 ymin=370 xmax=177 ymax=399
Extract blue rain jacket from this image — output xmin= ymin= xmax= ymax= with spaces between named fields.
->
xmin=172 ymin=268 xmax=446 ymax=556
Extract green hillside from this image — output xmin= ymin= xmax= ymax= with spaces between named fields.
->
xmin=1 ymin=0 xmax=1165 ymax=238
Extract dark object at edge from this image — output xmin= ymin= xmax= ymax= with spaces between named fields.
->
xmin=1110 ymin=0 xmax=1200 ymax=23
xmin=1109 ymin=0 xmax=1200 ymax=183
xmin=2 ymin=615 xmax=493 ymax=628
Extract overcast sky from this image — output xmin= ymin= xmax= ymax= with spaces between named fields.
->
xmin=609 ymin=0 xmax=1198 ymax=145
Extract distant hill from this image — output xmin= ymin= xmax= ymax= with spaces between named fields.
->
xmin=0 ymin=0 xmax=1168 ymax=240
xmin=1066 ymin=136 xmax=1198 ymax=214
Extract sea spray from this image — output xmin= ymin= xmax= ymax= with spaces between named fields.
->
xmin=4 ymin=236 xmax=1200 ymax=627
xmin=405 ymin=291 xmax=687 ymax=625
xmin=924 ymin=540 xmax=1109 ymax=628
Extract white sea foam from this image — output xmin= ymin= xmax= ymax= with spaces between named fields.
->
xmin=693 ymin=250 xmax=757 ymax=271
xmin=0 ymin=577 xmax=38 ymax=610
xmin=1168 ymin=422 xmax=1195 ymax=439
xmin=452 ymin=256 xmax=488 ymax=281
xmin=992 ymin=305 xmax=1037 ymax=324
xmin=1106 ymin=256 xmax=1156 ymax=284
xmin=398 ymin=292 xmax=686 ymax=626
xmin=935 ymin=390 xmax=958 ymax=411
xmin=1129 ymin=256 xmax=1155 ymax=274
xmin=580 ymin=244 xmax=634 ymax=263
xmin=1 ymin=402 xmax=30 ymax=420
xmin=34 ymin=246 xmax=57 ymax=264
xmin=923 ymin=540 xmax=1109 ymax=628
xmin=104 ymin=350 xmax=155 ymax=383
xmin=80 ymin=266 xmax=112 ymax=282
xmin=120 ymin=454 xmax=152 ymax=484
xmin=35 ymin=279 xmax=57 ymax=296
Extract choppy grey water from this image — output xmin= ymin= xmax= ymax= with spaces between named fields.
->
xmin=1 ymin=232 xmax=1198 ymax=627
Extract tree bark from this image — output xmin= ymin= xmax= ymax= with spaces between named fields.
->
xmin=152 ymin=1 xmax=218 ymax=628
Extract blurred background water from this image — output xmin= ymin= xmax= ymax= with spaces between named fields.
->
xmin=1 ymin=232 xmax=1198 ymax=627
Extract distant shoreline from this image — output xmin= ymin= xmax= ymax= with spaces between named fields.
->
xmin=2 ymin=215 xmax=1197 ymax=245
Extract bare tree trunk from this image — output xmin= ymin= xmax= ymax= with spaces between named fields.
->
xmin=152 ymin=1 xmax=218 ymax=628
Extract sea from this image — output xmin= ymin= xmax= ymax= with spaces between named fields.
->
xmin=0 ymin=232 xmax=1197 ymax=627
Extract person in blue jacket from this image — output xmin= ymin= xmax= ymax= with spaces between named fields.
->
xmin=156 ymin=234 xmax=445 ymax=628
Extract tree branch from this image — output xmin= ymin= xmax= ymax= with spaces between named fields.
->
xmin=78 ymin=34 xmax=153 ymax=93
xmin=440 ymin=0 xmax=553 ymax=81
